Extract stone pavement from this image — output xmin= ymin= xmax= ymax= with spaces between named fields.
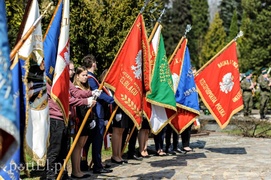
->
xmin=87 ymin=132 xmax=271 ymax=180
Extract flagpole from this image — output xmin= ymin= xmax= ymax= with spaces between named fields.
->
xmin=147 ymin=8 xmax=165 ymax=43
xmin=9 ymin=2 xmax=53 ymax=60
xmin=14 ymin=0 xmax=34 ymax=45
xmin=121 ymin=125 xmax=136 ymax=155
xmin=168 ymin=37 xmax=185 ymax=64
xmin=57 ymin=104 xmax=97 ymax=180
xmin=168 ymin=24 xmax=191 ymax=64
xmin=195 ymin=31 xmax=243 ymax=76
xmin=43 ymin=0 xmax=63 ymax=40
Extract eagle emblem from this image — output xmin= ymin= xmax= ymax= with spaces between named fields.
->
xmin=219 ymin=72 xmax=234 ymax=94
xmin=131 ymin=50 xmax=142 ymax=80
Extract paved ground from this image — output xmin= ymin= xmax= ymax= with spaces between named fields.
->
xmin=86 ymin=131 xmax=271 ymax=180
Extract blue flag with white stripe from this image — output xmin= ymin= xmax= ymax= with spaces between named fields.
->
xmin=44 ymin=1 xmax=63 ymax=83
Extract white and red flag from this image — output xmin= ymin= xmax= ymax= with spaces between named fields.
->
xmin=194 ymin=41 xmax=243 ymax=129
xmin=51 ymin=0 xmax=70 ymax=124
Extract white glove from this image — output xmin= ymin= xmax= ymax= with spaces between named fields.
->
xmin=115 ymin=113 xmax=122 ymax=122
xmin=89 ymin=120 xmax=96 ymax=129
xmin=87 ymin=97 xmax=95 ymax=107
xmin=92 ymin=89 xmax=102 ymax=98
xmin=104 ymin=120 xmax=109 ymax=126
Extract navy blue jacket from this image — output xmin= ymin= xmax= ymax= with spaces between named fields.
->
xmin=87 ymin=72 xmax=114 ymax=119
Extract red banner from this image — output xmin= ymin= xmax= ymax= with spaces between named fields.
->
xmin=104 ymin=14 xmax=150 ymax=128
xmin=195 ymin=42 xmax=243 ymax=129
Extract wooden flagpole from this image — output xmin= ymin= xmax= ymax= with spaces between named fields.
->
xmin=57 ymin=93 xmax=101 ymax=180
xmin=121 ymin=125 xmax=136 ymax=155
xmin=168 ymin=24 xmax=191 ymax=64
xmin=9 ymin=2 xmax=53 ymax=60
xmin=43 ymin=0 xmax=63 ymax=40
xmin=194 ymin=31 xmax=243 ymax=76
xmin=14 ymin=0 xmax=34 ymax=46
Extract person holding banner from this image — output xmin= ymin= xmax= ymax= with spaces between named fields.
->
xmin=70 ymin=66 xmax=97 ymax=179
xmin=44 ymin=75 xmax=97 ymax=179
xmin=258 ymin=67 xmax=271 ymax=120
xmin=83 ymin=54 xmax=114 ymax=174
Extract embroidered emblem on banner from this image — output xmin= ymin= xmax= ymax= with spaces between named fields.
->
xmin=220 ymin=72 xmax=234 ymax=94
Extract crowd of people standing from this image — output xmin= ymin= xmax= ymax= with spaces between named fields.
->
xmin=42 ymin=54 xmax=195 ymax=180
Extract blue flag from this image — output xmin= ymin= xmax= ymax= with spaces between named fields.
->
xmin=44 ymin=1 xmax=63 ymax=83
xmin=0 ymin=1 xmax=20 ymax=179
xmin=175 ymin=47 xmax=200 ymax=112
xmin=169 ymin=42 xmax=200 ymax=133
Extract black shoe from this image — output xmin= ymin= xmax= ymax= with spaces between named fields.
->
xmin=70 ymin=174 xmax=91 ymax=179
xmin=127 ymin=154 xmax=143 ymax=161
xmin=103 ymin=163 xmax=111 ymax=168
xmin=111 ymin=157 xmax=124 ymax=164
xmin=93 ymin=168 xmax=113 ymax=174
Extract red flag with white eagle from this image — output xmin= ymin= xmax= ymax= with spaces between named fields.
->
xmin=194 ymin=41 xmax=243 ymax=129
xmin=103 ymin=14 xmax=150 ymax=129
xmin=51 ymin=0 xmax=70 ymax=124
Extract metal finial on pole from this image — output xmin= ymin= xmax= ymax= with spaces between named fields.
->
xmin=184 ymin=24 xmax=192 ymax=37
xmin=157 ymin=8 xmax=166 ymax=23
xmin=234 ymin=30 xmax=243 ymax=41
xmin=140 ymin=0 xmax=150 ymax=14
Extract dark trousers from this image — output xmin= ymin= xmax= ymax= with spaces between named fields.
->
xmin=45 ymin=118 xmax=69 ymax=178
xmin=165 ymin=124 xmax=179 ymax=150
xmin=154 ymin=127 xmax=166 ymax=151
xmin=91 ymin=118 xmax=104 ymax=171
xmin=122 ymin=119 xmax=138 ymax=156
xmin=181 ymin=124 xmax=192 ymax=148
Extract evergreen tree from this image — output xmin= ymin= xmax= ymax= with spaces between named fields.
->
xmin=238 ymin=0 xmax=271 ymax=73
xmin=5 ymin=0 xmax=24 ymax=48
xmin=162 ymin=0 xmax=192 ymax=57
xmin=69 ymin=0 xmax=163 ymax=73
xmin=228 ymin=9 xmax=238 ymax=42
xmin=238 ymin=10 xmax=252 ymax=72
xmin=219 ymin=0 xmax=242 ymax=35
xmin=200 ymin=13 xmax=226 ymax=66
xmin=188 ymin=0 xmax=209 ymax=68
